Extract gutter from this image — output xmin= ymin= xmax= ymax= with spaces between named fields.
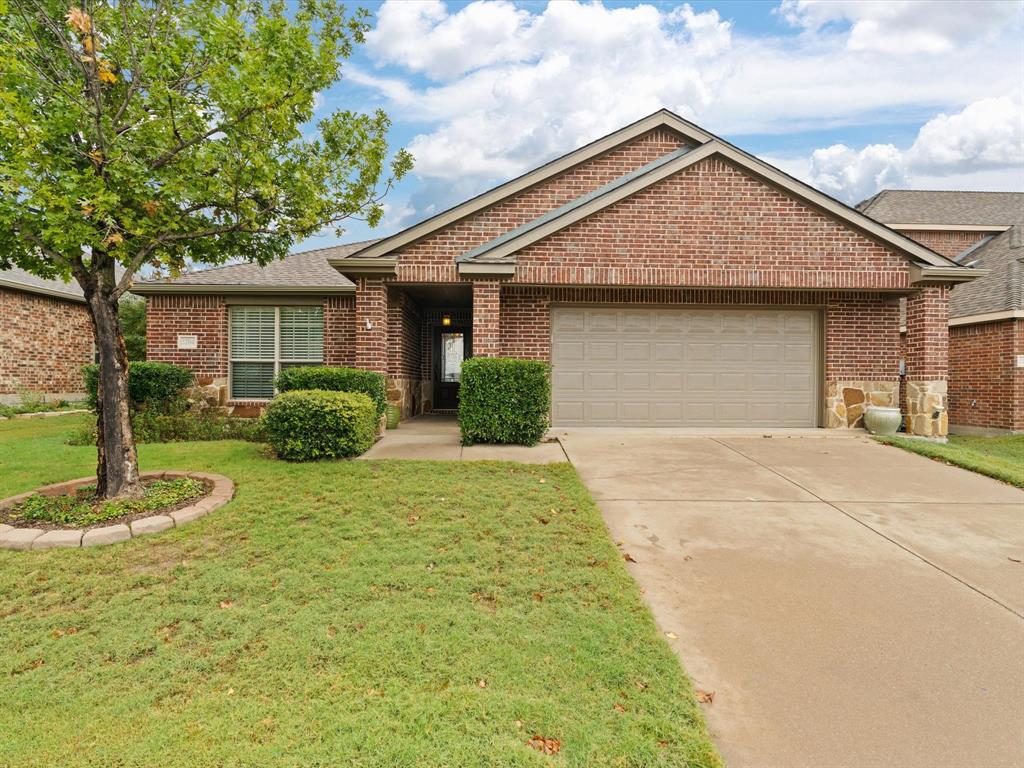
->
xmin=130 ymin=283 xmax=355 ymax=296
xmin=327 ymin=257 xmax=398 ymax=279
xmin=908 ymin=265 xmax=987 ymax=285
xmin=0 ymin=278 xmax=85 ymax=303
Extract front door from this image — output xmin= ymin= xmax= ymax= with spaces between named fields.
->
xmin=434 ymin=327 xmax=471 ymax=410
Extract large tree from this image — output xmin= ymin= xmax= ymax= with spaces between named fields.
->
xmin=0 ymin=1 xmax=411 ymax=498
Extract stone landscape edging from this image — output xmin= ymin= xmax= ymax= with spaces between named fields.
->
xmin=0 ymin=471 xmax=234 ymax=551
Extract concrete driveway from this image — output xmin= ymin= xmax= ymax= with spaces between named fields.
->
xmin=559 ymin=431 xmax=1024 ymax=768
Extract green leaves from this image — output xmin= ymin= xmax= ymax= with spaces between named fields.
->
xmin=458 ymin=358 xmax=552 ymax=446
xmin=0 ymin=0 xmax=409 ymax=290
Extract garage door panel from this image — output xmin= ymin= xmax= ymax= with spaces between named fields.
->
xmin=551 ymin=308 xmax=818 ymax=427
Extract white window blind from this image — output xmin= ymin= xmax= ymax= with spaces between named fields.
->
xmin=229 ymin=306 xmax=323 ymax=399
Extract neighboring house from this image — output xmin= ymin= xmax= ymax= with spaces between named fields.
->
xmin=0 ymin=266 xmax=93 ymax=405
xmin=134 ymin=110 xmax=977 ymax=436
xmin=859 ymin=191 xmax=1023 ymax=434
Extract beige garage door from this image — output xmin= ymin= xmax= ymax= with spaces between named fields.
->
xmin=551 ymin=307 xmax=818 ymax=427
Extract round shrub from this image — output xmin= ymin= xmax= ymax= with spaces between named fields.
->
xmin=82 ymin=361 xmax=193 ymax=413
xmin=263 ymin=390 xmax=377 ymax=461
xmin=458 ymin=358 xmax=551 ymax=446
xmin=275 ymin=366 xmax=387 ymax=418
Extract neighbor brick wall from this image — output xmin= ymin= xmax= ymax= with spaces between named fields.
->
xmin=896 ymin=229 xmax=991 ymax=260
xmin=500 ymin=286 xmax=900 ymax=382
xmin=0 ymin=287 xmax=93 ymax=396
xmin=146 ymin=294 xmax=228 ymax=380
xmin=949 ymin=318 xmax=1024 ymax=431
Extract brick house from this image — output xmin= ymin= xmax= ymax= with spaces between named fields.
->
xmin=134 ymin=110 xmax=978 ymax=436
xmin=0 ymin=266 xmax=94 ymax=405
xmin=859 ymin=191 xmax=1023 ymax=434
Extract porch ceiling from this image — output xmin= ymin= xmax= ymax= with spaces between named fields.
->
xmin=397 ymin=282 xmax=472 ymax=308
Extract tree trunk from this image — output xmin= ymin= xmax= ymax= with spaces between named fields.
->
xmin=84 ymin=286 xmax=144 ymax=500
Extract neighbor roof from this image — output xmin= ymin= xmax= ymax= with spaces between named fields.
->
xmin=858 ymin=190 xmax=1023 ymax=227
xmin=863 ymin=190 xmax=1023 ymax=319
xmin=335 ymin=109 xmax=962 ymax=273
xmin=131 ymin=240 xmax=377 ymax=294
xmin=0 ymin=266 xmax=85 ymax=303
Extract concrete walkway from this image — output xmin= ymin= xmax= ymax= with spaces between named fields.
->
xmin=360 ymin=415 xmax=567 ymax=463
xmin=560 ymin=431 xmax=1024 ymax=768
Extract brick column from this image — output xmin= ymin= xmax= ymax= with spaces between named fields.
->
xmin=354 ymin=277 xmax=388 ymax=373
xmin=472 ymin=279 xmax=501 ymax=357
xmin=904 ymin=286 xmax=949 ymax=437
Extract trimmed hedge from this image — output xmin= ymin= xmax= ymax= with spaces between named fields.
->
xmin=275 ymin=366 xmax=387 ymax=418
xmin=263 ymin=390 xmax=377 ymax=461
xmin=458 ymin=358 xmax=550 ymax=446
xmin=83 ymin=361 xmax=193 ymax=412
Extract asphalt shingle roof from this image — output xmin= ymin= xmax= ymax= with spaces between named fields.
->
xmin=133 ymin=240 xmax=378 ymax=290
xmin=862 ymin=190 xmax=1023 ymax=319
xmin=0 ymin=266 xmax=85 ymax=302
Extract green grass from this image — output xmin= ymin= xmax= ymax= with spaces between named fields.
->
xmin=875 ymin=433 xmax=1024 ymax=487
xmin=0 ymin=415 xmax=719 ymax=768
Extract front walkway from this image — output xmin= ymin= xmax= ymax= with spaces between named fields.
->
xmin=561 ymin=430 xmax=1024 ymax=768
xmin=360 ymin=415 xmax=567 ymax=463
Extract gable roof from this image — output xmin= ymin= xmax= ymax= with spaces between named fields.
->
xmin=336 ymin=109 xmax=964 ymax=275
xmin=131 ymin=241 xmax=375 ymax=295
xmin=858 ymin=190 xmax=1023 ymax=228
xmin=862 ymin=190 xmax=1023 ymax=319
xmin=0 ymin=266 xmax=86 ymax=303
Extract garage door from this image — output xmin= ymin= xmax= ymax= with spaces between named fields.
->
xmin=551 ymin=308 xmax=818 ymax=427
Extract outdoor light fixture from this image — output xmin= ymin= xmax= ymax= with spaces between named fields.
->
xmin=441 ymin=313 xmax=452 ymax=327
xmin=364 ymin=318 xmax=373 ymax=330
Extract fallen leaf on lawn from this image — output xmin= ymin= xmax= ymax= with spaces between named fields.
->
xmin=226 ymin=687 xmax=235 ymax=696
xmin=634 ymin=680 xmax=648 ymax=691
xmin=477 ymin=679 xmax=487 ymax=688
xmin=218 ymin=600 xmax=234 ymax=609
xmin=613 ymin=702 xmax=626 ymax=713
xmin=425 ymin=562 xmax=434 ymax=571
xmin=532 ymin=592 xmax=544 ymax=602
xmin=657 ymin=740 xmax=669 ymax=749
xmin=537 ymin=517 xmax=549 ymax=525
xmin=538 ymin=478 xmax=546 ymax=484
xmin=623 ymin=553 xmax=637 ymax=563
xmin=407 ymin=515 xmax=419 ymax=524
xmin=366 ymin=688 xmax=383 ymax=697
xmin=327 ymin=626 xmax=337 ymax=638
xmin=515 ymin=719 xmax=524 ymax=729
xmin=417 ymin=623 xmax=426 ymax=634
xmin=527 ymin=736 xmax=560 ymax=755
xmin=696 ymin=689 xmax=715 ymax=704
xmin=664 ymin=631 xmax=678 ymax=640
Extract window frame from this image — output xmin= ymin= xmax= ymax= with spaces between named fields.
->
xmin=228 ymin=305 xmax=324 ymax=401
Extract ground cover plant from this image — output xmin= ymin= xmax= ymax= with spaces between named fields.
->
xmin=3 ymin=478 xmax=205 ymax=529
xmin=0 ymin=414 xmax=720 ymax=767
xmin=876 ymin=434 xmax=1024 ymax=487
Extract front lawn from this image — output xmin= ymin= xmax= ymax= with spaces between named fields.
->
xmin=0 ymin=415 xmax=719 ymax=767
xmin=876 ymin=433 xmax=1024 ymax=487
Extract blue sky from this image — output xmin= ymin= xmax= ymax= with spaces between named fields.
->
xmin=298 ymin=0 xmax=1024 ymax=250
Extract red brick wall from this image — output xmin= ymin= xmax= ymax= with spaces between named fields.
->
xmin=146 ymin=294 xmax=228 ymax=380
xmin=0 ymin=287 xmax=93 ymax=396
xmin=354 ymin=278 xmax=388 ymax=373
xmin=905 ymin=287 xmax=949 ymax=381
xmin=897 ymin=229 xmax=990 ymax=259
xmin=514 ymin=157 xmax=909 ymax=289
xmin=394 ymin=128 xmax=688 ymax=282
xmin=949 ymin=318 xmax=1024 ymax=431
xmin=324 ymin=296 xmax=355 ymax=367
xmin=388 ymin=290 xmax=421 ymax=378
xmin=500 ymin=286 xmax=900 ymax=382
xmin=471 ymin=280 xmax=501 ymax=357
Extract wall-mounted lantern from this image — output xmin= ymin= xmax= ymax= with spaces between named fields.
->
xmin=441 ymin=313 xmax=452 ymax=327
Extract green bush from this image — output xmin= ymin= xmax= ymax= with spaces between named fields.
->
xmin=263 ymin=390 xmax=377 ymax=461
xmin=275 ymin=366 xmax=388 ymax=418
xmin=67 ymin=411 xmax=266 ymax=446
xmin=458 ymin=358 xmax=550 ymax=446
xmin=83 ymin=361 xmax=193 ymax=412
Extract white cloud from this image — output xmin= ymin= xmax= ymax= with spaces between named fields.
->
xmin=778 ymin=0 xmax=1021 ymax=54
xmin=803 ymin=95 xmax=1024 ymax=202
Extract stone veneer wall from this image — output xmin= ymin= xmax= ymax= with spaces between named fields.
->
xmin=0 ymin=287 xmax=94 ymax=402
xmin=825 ymin=382 xmax=899 ymax=428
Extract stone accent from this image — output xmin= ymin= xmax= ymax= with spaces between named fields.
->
xmin=0 ymin=471 xmax=235 ymax=550
xmin=0 ymin=287 xmax=92 ymax=399
xmin=32 ymin=529 xmax=84 ymax=549
xmin=906 ymin=380 xmax=949 ymax=438
xmin=387 ymin=376 xmax=419 ymax=419
xmin=82 ymin=524 xmax=131 ymax=547
xmin=826 ymin=381 xmax=899 ymax=428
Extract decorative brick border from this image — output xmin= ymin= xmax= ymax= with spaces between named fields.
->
xmin=0 ymin=471 xmax=234 ymax=551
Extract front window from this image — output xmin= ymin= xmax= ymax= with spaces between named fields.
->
xmin=229 ymin=305 xmax=323 ymax=399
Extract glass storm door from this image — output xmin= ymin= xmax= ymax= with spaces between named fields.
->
xmin=434 ymin=327 xmax=471 ymax=409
